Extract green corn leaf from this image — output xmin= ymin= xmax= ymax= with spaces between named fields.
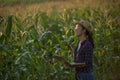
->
xmin=5 ymin=14 xmax=13 ymax=43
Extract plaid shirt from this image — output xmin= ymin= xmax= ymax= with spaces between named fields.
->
xmin=74 ymin=38 xmax=93 ymax=73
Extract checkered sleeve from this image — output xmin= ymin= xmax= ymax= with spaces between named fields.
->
xmin=84 ymin=42 xmax=93 ymax=68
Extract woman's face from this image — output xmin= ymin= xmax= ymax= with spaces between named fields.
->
xmin=74 ymin=24 xmax=84 ymax=37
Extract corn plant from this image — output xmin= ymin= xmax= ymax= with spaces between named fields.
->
xmin=0 ymin=4 xmax=120 ymax=80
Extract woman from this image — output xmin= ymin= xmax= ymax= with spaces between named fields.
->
xmin=73 ymin=19 xmax=94 ymax=80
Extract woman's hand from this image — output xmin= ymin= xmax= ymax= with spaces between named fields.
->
xmin=63 ymin=61 xmax=71 ymax=67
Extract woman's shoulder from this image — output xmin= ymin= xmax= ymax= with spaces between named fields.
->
xmin=83 ymin=39 xmax=93 ymax=48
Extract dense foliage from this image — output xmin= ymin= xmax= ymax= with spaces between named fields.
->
xmin=0 ymin=4 xmax=120 ymax=80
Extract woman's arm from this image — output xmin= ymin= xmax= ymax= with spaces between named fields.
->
xmin=83 ymin=42 xmax=93 ymax=68
xmin=70 ymin=42 xmax=93 ymax=68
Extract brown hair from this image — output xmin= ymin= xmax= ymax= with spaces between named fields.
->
xmin=86 ymin=30 xmax=94 ymax=48
xmin=80 ymin=26 xmax=94 ymax=48
xmin=76 ymin=23 xmax=94 ymax=48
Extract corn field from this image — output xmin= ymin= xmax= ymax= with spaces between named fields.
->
xmin=0 ymin=1 xmax=120 ymax=80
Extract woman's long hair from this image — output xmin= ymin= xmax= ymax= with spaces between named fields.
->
xmin=86 ymin=30 xmax=94 ymax=48
xmin=78 ymin=23 xmax=94 ymax=48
